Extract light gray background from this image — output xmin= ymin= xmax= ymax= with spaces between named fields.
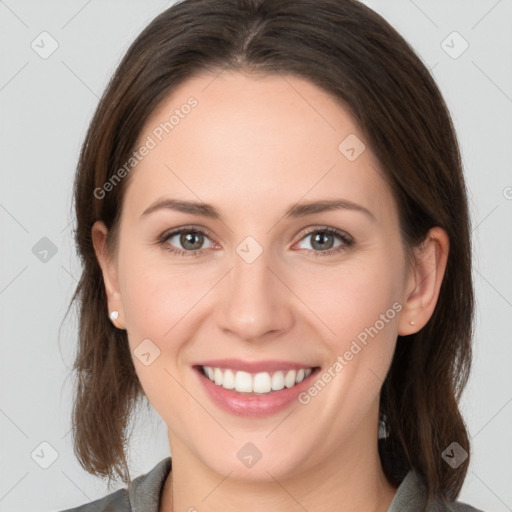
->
xmin=0 ymin=1 xmax=511 ymax=511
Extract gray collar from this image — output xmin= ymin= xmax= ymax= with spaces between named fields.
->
xmin=128 ymin=456 xmax=172 ymax=512
xmin=386 ymin=470 xmax=427 ymax=511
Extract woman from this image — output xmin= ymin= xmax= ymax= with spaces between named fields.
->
xmin=60 ymin=0 xmax=484 ymax=510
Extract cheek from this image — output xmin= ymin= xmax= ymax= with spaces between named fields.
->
xmin=118 ymin=245 xmax=208 ymax=339
xmin=117 ymin=258 xmax=200 ymax=413
xmin=326 ymin=255 xmax=404 ymax=396
xmin=291 ymin=255 xmax=403 ymax=342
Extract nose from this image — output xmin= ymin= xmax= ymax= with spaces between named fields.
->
xmin=216 ymin=245 xmax=295 ymax=343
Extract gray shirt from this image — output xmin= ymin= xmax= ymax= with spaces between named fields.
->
xmin=59 ymin=457 xmax=484 ymax=512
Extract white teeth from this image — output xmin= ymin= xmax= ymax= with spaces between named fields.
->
xmin=223 ymin=369 xmax=235 ymax=389
xmin=234 ymin=371 xmax=253 ymax=393
xmin=201 ymin=366 xmax=315 ymax=394
xmin=253 ymin=372 xmax=272 ymax=393
xmin=285 ymin=370 xmax=297 ymax=388
xmin=271 ymin=371 xmax=285 ymax=391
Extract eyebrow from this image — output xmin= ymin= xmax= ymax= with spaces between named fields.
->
xmin=141 ymin=198 xmax=376 ymax=222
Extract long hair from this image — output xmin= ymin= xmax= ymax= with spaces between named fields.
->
xmin=66 ymin=0 xmax=474 ymax=507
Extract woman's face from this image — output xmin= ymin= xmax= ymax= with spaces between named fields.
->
xmin=94 ymin=71 xmax=420 ymax=481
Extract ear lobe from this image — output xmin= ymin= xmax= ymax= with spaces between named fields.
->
xmin=397 ymin=227 xmax=450 ymax=336
xmin=91 ymin=220 xmax=125 ymax=328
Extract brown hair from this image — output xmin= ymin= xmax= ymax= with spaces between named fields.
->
xmin=66 ymin=0 xmax=474 ymax=507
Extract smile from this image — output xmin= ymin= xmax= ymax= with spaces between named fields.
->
xmin=200 ymin=366 xmax=314 ymax=394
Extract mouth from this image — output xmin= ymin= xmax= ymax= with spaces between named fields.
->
xmin=196 ymin=365 xmax=318 ymax=395
xmin=192 ymin=358 xmax=322 ymax=417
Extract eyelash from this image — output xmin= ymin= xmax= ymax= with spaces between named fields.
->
xmin=157 ymin=225 xmax=354 ymax=258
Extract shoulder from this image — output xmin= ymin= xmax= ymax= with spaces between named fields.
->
xmin=57 ymin=457 xmax=172 ymax=512
xmin=388 ymin=470 xmax=487 ymax=512
xmin=57 ymin=488 xmax=129 ymax=512
xmin=442 ymin=503 xmax=485 ymax=512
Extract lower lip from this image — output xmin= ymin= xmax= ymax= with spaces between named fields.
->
xmin=194 ymin=366 xmax=320 ymax=417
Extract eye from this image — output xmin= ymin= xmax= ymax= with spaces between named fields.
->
xmin=294 ymin=227 xmax=354 ymax=257
xmin=158 ymin=226 xmax=215 ymax=257
xmin=158 ymin=225 xmax=354 ymax=258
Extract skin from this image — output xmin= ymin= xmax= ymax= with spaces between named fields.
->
xmin=92 ymin=70 xmax=449 ymax=512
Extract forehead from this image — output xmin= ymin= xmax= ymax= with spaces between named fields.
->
xmin=124 ymin=70 xmax=396 ymax=224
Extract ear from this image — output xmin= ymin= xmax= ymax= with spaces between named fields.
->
xmin=91 ymin=220 xmax=125 ymax=330
xmin=397 ymin=226 xmax=450 ymax=336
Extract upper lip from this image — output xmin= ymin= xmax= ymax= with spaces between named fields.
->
xmin=194 ymin=359 xmax=318 ymax=373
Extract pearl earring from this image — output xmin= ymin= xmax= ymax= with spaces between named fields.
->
xmin=410 ymin=320 xmax=415 ymax=325
xmin=109 ymin=311 xmax=119 ymax=322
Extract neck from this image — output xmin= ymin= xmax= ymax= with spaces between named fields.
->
xmin=160 ymin=428 xmax=397 ymax=512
